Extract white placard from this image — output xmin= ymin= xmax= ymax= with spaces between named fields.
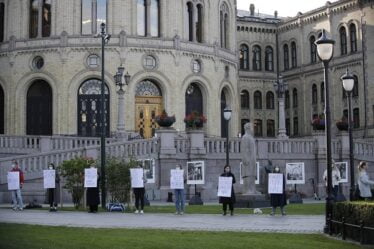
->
xmin=335 ymin=162 xmax=348 ymax=183
xmin=286 ymin=162 xmax=305 ymax=184
xmin=268 ymin=173 xmax=283 ymax=194
xmin=43 ymin=170 xmax=55 ymax=189
xmin=130 ymin=168 xmax=144 ymax=188
xmin=84 ymin=168 xmax=98 ymax=188
xmin=170 ymin=169 xmax=184 ymax=189
xmin=187 ymin=161 xmax=205 ymax=185
xmin=217 ymin=176 xmax=233 ymax=197
xmin=7 ymin=172 xmax=20 ymax=190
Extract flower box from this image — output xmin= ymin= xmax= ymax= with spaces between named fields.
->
xmin=155 ymin=110 xmax=175 ymax=128
xmin=184 ymin=111 xmax=207 ymax=129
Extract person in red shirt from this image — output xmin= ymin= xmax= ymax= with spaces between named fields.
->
xmin=10 ymin=160 xmax=24 ymax=210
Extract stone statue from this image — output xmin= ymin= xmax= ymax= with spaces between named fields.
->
xmin=241 ymin=122 xmax=260 ymax=195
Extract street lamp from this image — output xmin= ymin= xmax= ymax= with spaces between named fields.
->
xmin=113 ymin=66 xmax=131 ymax=137
xmin=223 ymin=106 xmax=232 ymax=166
xmin=99 ymin=22 xmax=111 ymax=208
xmin=315 ymin=29 xmax=335 ymax=234
xmin=273 ymin=75 xmax=288 ymax=138
xmin=341 ymin=68 xmax=355 ymax=201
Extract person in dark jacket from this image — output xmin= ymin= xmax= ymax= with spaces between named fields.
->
xmin=86 ymin=166 xmax=100 ymax=213
xmin=219 ymin=165 xmax=236 ymax=216
xmin=270 ymin=166 xmax=287 ymax=216
xmin=47 ymin=163 xmax=59 ymax=211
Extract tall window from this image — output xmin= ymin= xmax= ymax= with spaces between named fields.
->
xmin=285 ymin=90 xmax=290 ymax=109
xmin=252 ymin=45 xmax=261 ymax=71
xmin=254 ymin=91 xmax=262 ymax=109
xmin=187 ymin=2 xmax=193 ymax=41
xmin=266 ymin=120 xmax=275 ymax=137
xmin=291 ymin=42 xmax=297 ymax=68
xmin=340 ymin=26 xmax=347 ymax=55
xmin=353 ymin=75 xmax=358 ymax=97
xmin=240 ymin=90 xmax=249 ymax=109
xmin=82 ymin=0 xmax=107 ymax=35
xmin=29 ymin=0 xmax=52 ymax=38
xmin=353 ymin=108 xmax=360 ymax=128
xmin=312 ymin=84 xmax=317 ymax=104
xmin=266 ymin=91 xmax=274 ymax=109
xmin=310 ymin=36 xmax=316 ymax=63
xmin=239 ymin=44 xmax=249 ymax=70
xmin=350 ymin=23 xmax=357 ymax=53
xmin=286 ymin=118 xmax=290 ymax=136
xmin=220 ymin=3 xmax=229 ymax=48
xmin=0 ymin=3 xmax=4 ymax=42
xmin=292 ymin=88 xmax=298 ymax=108
xmin=254 ymin=119 xmax=263 ymax=137
xmin=265 ymin=46 xmax=273 ymax=71
xmin=196 ymin=4 xmax=203 ymax=42
xmin=293 ymin=117 xmax=298 ymax=136
xmin=29 ymin=0 xmax=39 ymax=38
xmin=283 ymin=44 xmax=289 ymax=71
xmin=321 ymin=82 xmax=325 ymax=103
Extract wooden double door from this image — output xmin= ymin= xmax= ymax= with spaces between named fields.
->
xmin=135 ymin=96 xmax=162 ymax=138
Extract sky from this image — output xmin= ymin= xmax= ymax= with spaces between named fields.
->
xmin=237 ymin=0 xmax=338 ymax=18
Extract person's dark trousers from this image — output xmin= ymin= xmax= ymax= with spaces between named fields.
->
xmin=222 ymin=203 xmax=234 ymax=214
xmin=89 ymin=205 xmax=98 ymax=213
xmin=134 ymin=188 xmax=145 ymax=210
xmin=48 ymin=189 xmax=56 ymax=210
xmin=332 ymin=185 xmax=339 ymax=200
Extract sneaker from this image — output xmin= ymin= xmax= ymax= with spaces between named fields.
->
xmin=140 ymin=210 xmax=144 ymax=214
xmin=175 ymin=212 xmax=179 ymax=215
xmin=134 ymin=210 xmax=139 ymax=214
xmin=269 ymin=212 xmax=275 ymax=216
xmin=12 ymin=207 xmax=17 ymax=211
xmin=18 ymin=208 xmax=23 ymax=211
xmin=180 ymin=212 xmax=184 ymax=215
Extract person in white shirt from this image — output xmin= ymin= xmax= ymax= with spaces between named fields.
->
xmin=357 ymin=161 xmax=374 ymax=200
xmin=323 ymin=160 xmax=341 ymax=200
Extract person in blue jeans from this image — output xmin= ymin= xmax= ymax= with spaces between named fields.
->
xmin=174 ymin=164 xmax=185 ymax=215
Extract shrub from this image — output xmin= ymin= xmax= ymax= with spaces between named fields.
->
xmin=59 ymin=157 xmax=96 ymax=209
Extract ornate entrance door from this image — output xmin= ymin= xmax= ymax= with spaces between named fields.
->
xmin=135 ymin=96 xmax=162 ymax=138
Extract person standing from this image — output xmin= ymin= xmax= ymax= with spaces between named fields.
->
xmin=47 ymin=163 xmax=59 ymax=211
xmin=323 ymin=160 xmax=341 ymax=200
xmin=86 ymin=165 xmax=100 ymax=213
xmin=10 ymin=160 xmax=24 ymax=211
xmin=219 ymin=165 xmax=236 ymax=216
xmin=173 ymin=164 xmax=186 ymax=215
xmin=269 ymin=167 xmax=287 ymax=216
xmin=133 ymin=165 xmax=146 ymax=214
xmin=357 ymin=161 xmax=374 ymax=200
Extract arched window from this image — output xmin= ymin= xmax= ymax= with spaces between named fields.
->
xmin=78 ymin=79 xmax=110 ymax=137
xmin=312 ymin=84 xmax=317 ymax=104
xmin=266 ymin=119 xmax=275 ymax=137
xmin=0 ymin=3 xmax=4 ymax=42
xmin=185 ymin=83 xmax=204 ymax=126
xmin=27 ymin=80 xmax=52 ymax=135
xmin=265 ymin=46 xmax=273 ymax=71
xmin=186 ymin=2 xmax=193 ymax=41
xmin=82 ymin=0 xmax=107 ymax=35
xmin=352 ymin=75 xmax=358 ymax=97
xmin=254 ymin=119 xmax=263 ymax=137
xmin=350 ymin=23 xmax=357 ymax=53
xmin=239 ymin=44 xmax=249 ymax=70
xmin=353 ymin=108 xmax=360 ymax=128
xmin=292 ymin=88 xmax=298 ymax=108
xmin=240 ymin=90 xmax=249 ymax=109
xmin=137 ymin=0 xmax=160 ymax=37
xmin=310 ymin=36 xmax=317 ymax=63
xmin=321 ymin=82 xmax=325 ymax=103
xmin=252 ymin=45 xmax=261 ymax=71
xmin=291 ymin=42 xmax=297 ymax=68
xmin=283 ymin=44 xmax=289 ymax=71
xmin=340 ymin=26 xmax=347 ymax=55
xmin=285 ymin=90 xmax=290 ymax=109
xmin=266 ymin=91 xmax=274 ymax=109
xmin=254 ymin=91 xmax=262 ymax=109
xmin=220 ymin=3 xmax=229 ymax=48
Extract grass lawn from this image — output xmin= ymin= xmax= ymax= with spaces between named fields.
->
xmin=0 ymin=223 xmax=363 ymax=249
xmin=39 ymin=203 xmax=325 ymax=215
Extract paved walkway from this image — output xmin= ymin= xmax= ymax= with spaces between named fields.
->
xmin=0 ymin=209 xmax=324 ymax=234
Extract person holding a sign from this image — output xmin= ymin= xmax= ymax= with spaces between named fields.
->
xmin=269 ymin=167 xmax=287 ymax=216
xmin=86 ymin=165 xmax=100 ymax=213
xmin=132 ymin=165 xmax=147 ymax=214
xmin=46 ymin=163 xmax=59 ymax=212
xmin=171 ymin=164 xmax=186 ymax=215
xmin=357 ymin=161 xmax=374 ymax=200
xmin=219 ymin=165 xmax=236 ymax=216
xmin=9 ymin=160 xmax=24 ymax=211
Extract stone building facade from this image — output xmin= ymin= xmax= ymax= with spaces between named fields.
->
xmin=0 ymin=0 xmax=373 ymax=139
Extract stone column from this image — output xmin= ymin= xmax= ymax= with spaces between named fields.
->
xmin=146 ymin=0 xmax=151 ymax=37
xmin=116 ymin=88 xmax=126 ymax=137
xmin=277 ymin=98 xmax=288 ymax=139
xmin=187 ymin=130 xmax=206 ymax=155
xmin=157 ymin=128 xmax=177 ymax=155
xmin=192 ymin=4 xmax=196 ymax=42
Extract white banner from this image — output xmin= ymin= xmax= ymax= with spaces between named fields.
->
xmin=268 ymin=173 xmax=283 ymax=194
xmin=84 ymin=168 xmax=98 ymax=188
xmin=130 ymin=168 xmax=144 ymax=188
xmin=170 ymin=169 xmax=184 ymax=189
xmin=43 ymin=170 xmax=56 ymax=189
xmin=217 ymin=176 xmax=232 ymax=197
xmin=7 ymin=172 xmax=20 ymax=190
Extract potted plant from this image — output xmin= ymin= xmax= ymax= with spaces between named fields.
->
xmin=155 ymin=110 xmax=175 ymax=128
xmin=311 ymin=114 xmax=325 ymax=130
xmin=184 ymin=111 xmax=207 ymax=129
xmin=336 ymin=116 xmax=348 ymax=131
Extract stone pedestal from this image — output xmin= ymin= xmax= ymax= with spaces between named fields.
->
xmin=187 ymin=130 xmax=206 ymax=154
xmin=235 ymin=194 xmax=270 ymax=208
xmin=157 ymin=128 xmax=177 ymax=155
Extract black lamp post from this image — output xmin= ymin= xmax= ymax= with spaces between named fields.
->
xmin=113 ymin=66 xmax=131 ymax=136
xmin=223 ymin=107 xmax=232 ymax=166
xmin=315 ymin=29 xmax=335 ymax=233
xmin=99 ymin=22 xmax=111 ymax=208
xmin=341 ymin=68 xmax=355 ymax=201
